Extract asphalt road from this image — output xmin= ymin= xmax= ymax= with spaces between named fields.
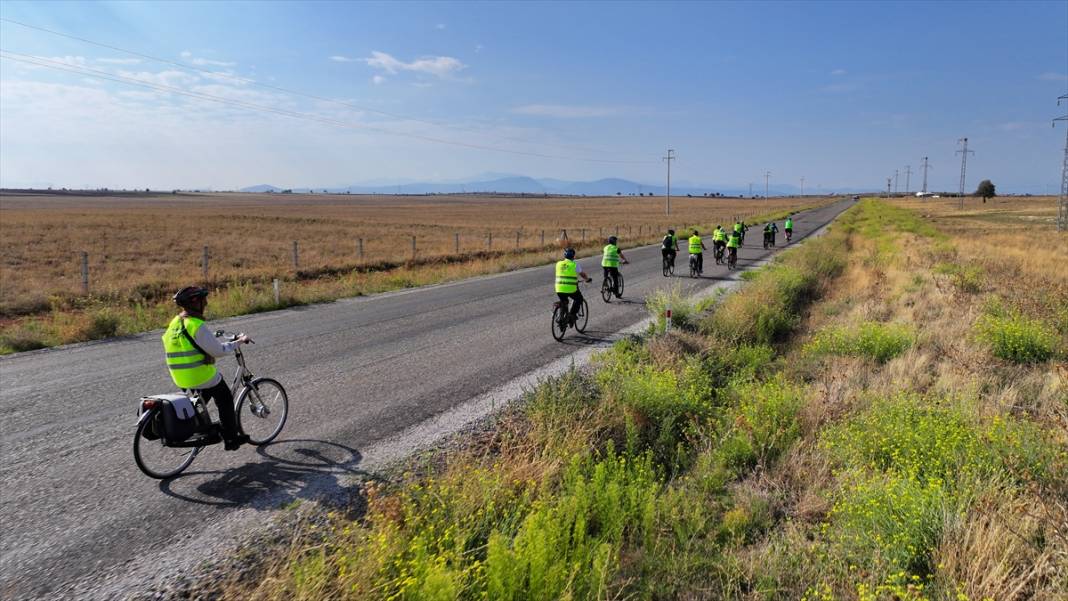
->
xmin=0 ymin=199 xmax=851 ymax=599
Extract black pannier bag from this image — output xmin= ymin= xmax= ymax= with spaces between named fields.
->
xmin=137 ymin=400 xmax=162 ymax=441
xmin=151 ymin=394 xmax=198 ymax=443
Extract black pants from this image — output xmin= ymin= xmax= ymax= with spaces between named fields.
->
xmin=661 ymin=249 xmax=676 ymax=266
xmin=691 ymin=252 xmax=703 ymax=272
xmin=714 ymin=241 xmax=726 ymax=258
xmin=603 ymin=266 xmax=620 ymax=291
xmin=557 ymin=291 xmax=584 ymax=321
xmin=198 ymin=380 xmax=240 ymax=440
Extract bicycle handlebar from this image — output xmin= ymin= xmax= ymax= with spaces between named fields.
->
xmin=214 ymin=330 xmax=255 ymax=344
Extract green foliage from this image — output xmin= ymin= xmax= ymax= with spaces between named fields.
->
xmin=646 ymin=284 xmax=696 ymax=331
xmin=975 ymin=311 xmax=1058 ymax=363
xmin=804 ymin=322 xmax=914 ymax=363
xmin=701 ymin=343 xmax=777 ymax=386
xmin=932 ymin=262 xmax=984 ymax=293
xmin=714 ymin=378 xmax=804 ymax=477
xmin=80 ymin=309 xmax=121 ymax=340
xmin=484 ymin=448 xmax=658 ymax=601
xmin=975 ymin=179 xmax=996 ymax=199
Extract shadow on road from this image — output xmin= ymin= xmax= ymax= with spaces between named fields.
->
xmin=157 ymin=438 xmax=372 ymax=510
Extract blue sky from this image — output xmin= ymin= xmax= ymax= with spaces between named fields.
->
xmin=1 ymin=0 xmax=1066 ymax=192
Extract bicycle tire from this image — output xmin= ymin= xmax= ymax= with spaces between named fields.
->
xmin=133 ymin=408 xmax=199 ymax=479
xmin=601 ymin=279 xmax=612 ymax=303
xmin=552 ymin=305 xmax=566 ymax=341
xmin=662 ymin=257 xmax=670 ymax=277
xmin=575 ymin=299 xmax=590 ymax=333
xmin=615 ymin=273 xmax=624 ymax=298
xmin=236 ymin=377 xmax=289 ymax=445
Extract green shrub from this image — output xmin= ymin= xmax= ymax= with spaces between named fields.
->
xmin=646 ymin=285 xmax=696 ymax=331
xmin=804 ymin=322 xmax=914 ymax=363
xmin=715 ymin=378 xmax=804 ymax=476
xmin=0 ymin=321 xmax=49 ymax=353
xmin=933 ymin=262 xmax=984 ymax=293
xmin=701 ymin=343 xmax=777 ymax=386
xmin=975 ymin=312 xmax=1058 ymax=363
xmin=80 ymin=310 xmax=121 ymax=340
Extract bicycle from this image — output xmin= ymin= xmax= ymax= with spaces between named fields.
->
xmin=661 ymin=252 xmax=675 ymax=277
xmin=714 ymin=244 xmax=725 ymax=265
xmin=689 ymin=254 xmax=700 ymax=278
xmin=763 ymin=232 xmax=771 ymax=250
xmin=727 ymin=248 xmax=738 ymax=270
xmin=552 ymin=296 xmax=589 ymax=341
xmin=785 ymin=229 xmax=793 ymax=242
xmin=133 ymin=331 xmax=289 ymax=479
xmin=600 ymin=262 xmax=627 ymax=302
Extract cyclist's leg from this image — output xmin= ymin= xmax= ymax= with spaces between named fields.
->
xmin=669 ymin=250 xmax=676 ymax=267
xmin=556 ymin=292 xmax=570 ymax=323
xmin=569 ymin=290 xmax=584 ymax=320
xmin=610 ymin=267 xmax=620 ymax=291
xmin=201 ymin=380 xmax=240 ymax=440
xmin=697 ymin=252 xmax=704 ymax=273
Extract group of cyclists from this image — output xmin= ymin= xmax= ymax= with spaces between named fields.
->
xmin=553 ymin=214 xmax=796 ymax=329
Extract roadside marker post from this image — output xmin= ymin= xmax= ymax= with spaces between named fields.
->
xmin=81 ymin=251 xmax=89 ymax=295
xmin=665 ymin=306 xmax=672 ymax=331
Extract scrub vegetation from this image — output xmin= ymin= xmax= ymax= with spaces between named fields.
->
xmin=216 ymin=197 xmax=1065 ymax=600
xmin=0 ymin=191 xmax=823 ymax=353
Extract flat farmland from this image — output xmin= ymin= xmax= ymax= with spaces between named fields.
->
xmin=0 ymin=191 xmax=830 ymax=351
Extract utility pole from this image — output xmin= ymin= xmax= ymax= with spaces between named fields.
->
xmin=894 ymin=169 xmax=899 ymax=195
xmin=662 ymin=149 xmax=675 ymax=215
xmin=956 ymin=137 xmax=974 ymax=208
xmin=764 ymin=171 xmax=771 ymax=200
xmin=886 ymin=177 xmax=892 ymax=198
xmin=904 ymin=165 xmax=912 ymax=195
xmin=921 ymin=157 xmax=931 ymax=194
xmin=1055 ymin=95 xmax=1068 ymax=231
xmin=800 ymin=176 xmax=805 ymax=196
xmin=748 ymin=182 xmax=753 ymax=197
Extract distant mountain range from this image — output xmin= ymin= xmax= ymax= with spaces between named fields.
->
xmin=239 ymin=176 xmax=863 ymax=197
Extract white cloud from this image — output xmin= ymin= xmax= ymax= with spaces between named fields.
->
xmin=372 ymin=74 xmax=385 ymax=85
xmin=117 ymin=69 xmax=200 ymax=88
xmin=180 ymin=51 xmax=193 ymax=58
xmin=191 ymin=57 xmax=236 ymax=67
xmin=97 ymin=57 xmax=143 ymax=65
xmin=830 ymin=68 xmax=847 ymax=76
xmin=363 ymin=51 xmax=466 ymax=78
xmin=1037 ymin=72 xmax=1067 ymax=81
xmin=329 ymin=55 xmax=357 ymax=63
xmin=475 ymin=44 xmax=484 ymax=53
xmin=511 ymin=104 xmax=627 ymax=118
xmin=435 ymin=23 xmax=446 ymax=30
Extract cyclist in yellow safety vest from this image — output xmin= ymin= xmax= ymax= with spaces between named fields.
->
xmin=726 ymin=229 xmax=741 ymax=264
xmin=162 ymin=286 xmax=251 ymax=450
xmin=711 ymin=225 xmax=728 ymax=263
xmin=688 ymin=230 xmax=707 ymax=274
xmin=602 ymin=236 xmax=629 ymax=296
xmin=555 ymin=248 xmax=593 ymax=326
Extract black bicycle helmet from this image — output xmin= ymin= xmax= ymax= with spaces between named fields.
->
xmin=667 ymin=229 xmax=675 ymax=235
xmin=563 ymin=247 xmax=576 ymax=260
xmin=608 ymin=236 xmax=618 ymax=244
xmin=173 ymin=286 xmax=209 ymax=308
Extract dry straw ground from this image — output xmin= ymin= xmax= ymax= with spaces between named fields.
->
xmin=0 ymin=190 xmax=826 ymax=351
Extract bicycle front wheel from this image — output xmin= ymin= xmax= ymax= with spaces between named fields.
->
xmin=133 ymin=409 xmax=199 ymax=479
xmin=616 ymin=273 xmax=624 ymax=298
xmin=575 ymin=299 xmax=590 ymax=333
xmin=552 ymin=305 xmax=566 ymax=341
xmin=237 ymin=378 xmax=289 ymax=445
xmin=600 ymin=279 xmax=612 ymax=303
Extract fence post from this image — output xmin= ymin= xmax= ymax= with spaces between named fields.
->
xmin=615 ymin=225 xmax=619 ymax=236
xmin=455 ymin=232 xmax=460 ymax=253
xmin=581 ymin=228 xmax=585 ymax=242
xmin=411 ymin=235 xmax=417 ymax=259
xmin=273 ymin=278 xmax=280 ymax=305
xmin=561 ymin=229 xmax=568 ymax=241
xmin=541 ymin=230 xmax=545 ymax=246
xmin=358 ymin=238 xmax=364 ymax=260
xmin=292 ymin=240 xmax=299 ymax=269
xmin=516 ymin=230 xmax=520 ymax=249
xmin=202 ymin=246 xmax=209 ymax=280
xmin=488 ymin=231 xmax=492 ymax=250
xmin=81 ymin=251 xmax=89 ymax=294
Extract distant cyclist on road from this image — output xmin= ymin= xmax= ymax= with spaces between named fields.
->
xmin=555 ymin=248 xmax=593 ymax=326
xmin=661 ymin=229 xmax=679 ymax=271
xmin=163 ymin=286 xmax=251 ymax=450
xmin=726 ymin=228 xmax=741 ymax=265
xmin=733 ymin=221 xmax=745 ymax=245
xmin=602 ymin=236 xmax=629 ymax=292
xmin=712 ymin=225 xmax=728 ymax=263
xmin=784 ymin=215 xmax=794 ymax=241
xmin=688 ymin=230 xmax=707 ymax=274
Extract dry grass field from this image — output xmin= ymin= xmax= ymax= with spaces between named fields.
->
xmin=0 ymin=190 xmax=828 ymax=351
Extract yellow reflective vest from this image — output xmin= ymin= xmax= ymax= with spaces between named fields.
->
xmin=162 ymin=315 xmax=217 ymax=389
xmin=555 ymin=259 xmax=578 ymax=293
xmin=602 ymin=244 xmax=620 ymax=267
xmin=688 ymin=235 xmax=703 ymax=253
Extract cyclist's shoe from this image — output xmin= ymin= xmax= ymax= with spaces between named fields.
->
xmin=224 ymin=433 xmax=251 ymax=451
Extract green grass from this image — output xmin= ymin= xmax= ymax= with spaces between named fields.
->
xmin=975 ymin=311 xmax=1059 ymax=363
xmin=933 ymin=262 xmax=984 ymax=293
xmin=804 ymin=321 xmax=914 ymax=363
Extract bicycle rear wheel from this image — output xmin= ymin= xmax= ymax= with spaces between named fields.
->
xmin=601 ymin=279 xmax=612 ymax=303
xmin=662 ymin=257 xmax=670 ymax=277
xmin=236 ymin=377 xmax=289 ymax=445
xmin=552 ymin=305 xmax=566 ymax=341
xmin=133 ymin=409 xmax=199 ymax=479
xmin=575 ymin=299 xmax=590 ymax=333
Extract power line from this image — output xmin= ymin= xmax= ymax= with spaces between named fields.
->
xmin=921 ymin=157 xmax=931 ymax=194
xmin=0 ymin=50 xmax=652 ymax=164
xmin=0 ymin=17 xmax=649 ymax=161
xmin=662 ymin=149 xmax=675 ymax=215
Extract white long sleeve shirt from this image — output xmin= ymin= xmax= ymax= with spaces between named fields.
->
xmin=189 ymin=319 xmax=239 ymax=389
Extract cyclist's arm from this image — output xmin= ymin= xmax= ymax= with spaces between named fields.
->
xmin=576 ymin=264 xmax=593 ymax=283
xmin=194 ymin=326 xmax=241 ymax=358
xmin=618 ymin=250 xmax=628 ymax=263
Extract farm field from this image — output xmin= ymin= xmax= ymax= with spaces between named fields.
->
xmin=219 ymin=197 xmax=1066 ymax=600
xmin=0 ymin=190 xmax=829 ymax=352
